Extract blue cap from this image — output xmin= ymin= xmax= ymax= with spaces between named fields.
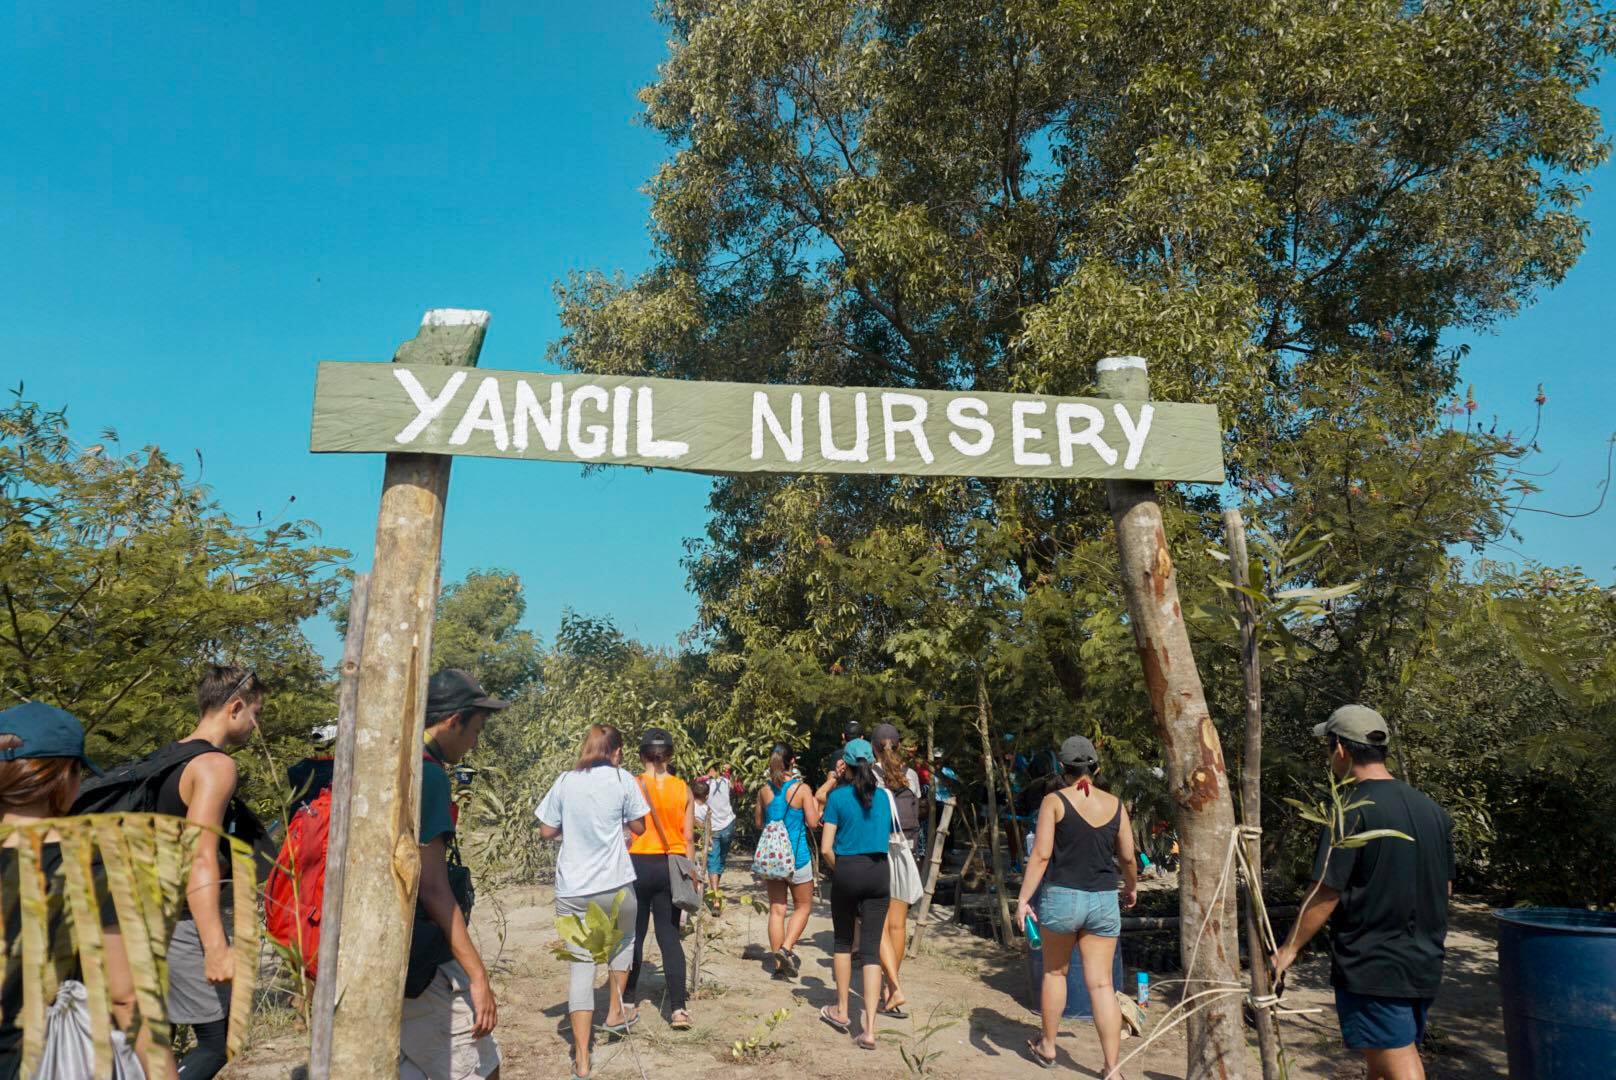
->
xmin=842 ymin=738 xmax=875 ymax=765
xmin=0 ymin=702 xmax=102 ymax=776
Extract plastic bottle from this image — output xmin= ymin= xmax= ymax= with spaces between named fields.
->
xmin=1025 ymin=914 xmax=1042 ymax=948
xmin=1137 ymin=971 xmax=1150 ymax=1009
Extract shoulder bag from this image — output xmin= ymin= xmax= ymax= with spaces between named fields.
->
xmin=883 ymin=786 xmax=925 ymax=905
xmin=641 ymin=776 xmax=704 ymax=914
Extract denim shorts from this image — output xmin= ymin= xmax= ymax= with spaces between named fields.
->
xmin=708 ymin=821 xmax=736 ymax=874
xmin=1335 ymin=988 xmax=1432 ymax=1050
xmin=1037 ymin=885 xmax=1121 ymax=936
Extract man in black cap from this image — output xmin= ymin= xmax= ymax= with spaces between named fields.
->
xmin=1273 ymin=705 xmax=1454 ymax=1080
xmin=400 ymin=669 xmax=510 ymax=1080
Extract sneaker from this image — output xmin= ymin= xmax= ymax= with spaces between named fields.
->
xmin=781 ymin=949 xmax=802 ymax=978
xmin=771 ymin=950 xmax=790 ymax=979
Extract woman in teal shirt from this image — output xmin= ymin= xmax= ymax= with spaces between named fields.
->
xmin=815 ymin=739 xmax=893 ymax=1049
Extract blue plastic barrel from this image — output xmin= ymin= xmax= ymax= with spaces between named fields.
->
xmin=1494 ymin=908 xmax=1616 ymax=1078
xmin=1026 ymin=941 xmax=1125 ymax=1019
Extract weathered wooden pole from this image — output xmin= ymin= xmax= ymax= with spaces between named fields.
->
xmin=907 ymin=798 xmax=955 ymax=957
xmin=308 ymin=572 xmax=370 ymax=1075
xmin=1223 ymin=509 xmax=1282 ymax=1080
xmin=326 ymin=310 xmax=489 ymax=1079
xmin=1097 ymin=356 xmax=1246 ymax=1080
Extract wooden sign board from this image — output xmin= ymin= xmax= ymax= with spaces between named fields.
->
xmin=311 ymin=360 xmax=1225 ymax=483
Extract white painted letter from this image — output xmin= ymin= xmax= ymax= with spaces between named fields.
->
xmin=751 ymin=392 xmax=804 ymax=462
xmin=819 ymin=392 xmax=870 ymax=462
xmin=1011 ymin=401 xmax=1051 ymax=466
xmin=449 ymin=376 xmax=509 ymax=450
xmin=946 ymin=397 xmax=994 ymax=456
xmin=1112 ymin=403 xmax=1155 ymax=470
xmin=881 ymin=392 xmax=933 ymax=464
xmin=567 ymin=385 xmax=610 ymax=459
xmin=636 ymin=387 xmax=689 ymax=459
xmin=393 ymin=369 xmax=467 ymax=445
xmin=611 ymin=386 xmax=632 ymax=457
xmin=1054 ymin=403 xmax=1116 ymax=467
xmin=512 ymin=380 xmax=563 ymax=452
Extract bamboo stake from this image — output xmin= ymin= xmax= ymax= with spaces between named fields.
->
xmin=1224 ymin=509 xmax=1282 ymax=1080
xmin=974 ymin=670 xmax=1016 ymax=948
xmin=906 ymin=798 xmax=955 ymax=956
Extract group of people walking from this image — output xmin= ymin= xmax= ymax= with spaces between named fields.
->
xmin=0 ymin=666 xmax=1456 ymax=1080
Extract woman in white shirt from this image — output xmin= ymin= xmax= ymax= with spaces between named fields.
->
xmin=536 ymin=724 xmax=650 ymax=1080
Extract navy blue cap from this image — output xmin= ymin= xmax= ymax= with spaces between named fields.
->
xmin=0 ymin=702 xmax=102 ymax=775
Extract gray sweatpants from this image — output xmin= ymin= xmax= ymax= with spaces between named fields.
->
xmin=556 ymin=886 xmax=638 ymax=1013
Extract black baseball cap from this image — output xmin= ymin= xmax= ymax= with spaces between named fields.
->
xmin=640 ymin=726 xmax=675 ymax=752
xmin=0 ymin=702 xmax=103 ymax=776
xmin=426 ymin=669 xmax=511 ymax=718
xmin=842 ymin=719 xmax=863 ymax=740
xmin=870 ymin=722 xmax=902 ymax=745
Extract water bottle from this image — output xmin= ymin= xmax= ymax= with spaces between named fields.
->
xmin=1137 ymin=971 xmax=1150 ymax=1010
xmin=1025 ymin=914 xmax=1042 ymax=948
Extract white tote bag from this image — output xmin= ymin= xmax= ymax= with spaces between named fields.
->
xmin=883 ymin=788 xmax=924 ymax=905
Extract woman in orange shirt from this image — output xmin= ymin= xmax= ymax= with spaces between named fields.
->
xmin=625 ymin=727 xmax=696 ymax=1029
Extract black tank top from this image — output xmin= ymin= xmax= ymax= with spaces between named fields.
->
xmin=154 ymin=740 xmax=235 ymax=909
xmin=1045 ymin=790 xmax=1121 ymax=892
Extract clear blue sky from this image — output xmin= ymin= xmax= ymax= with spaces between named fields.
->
xmin=6 ymin=2 xmax=1612 ymax=662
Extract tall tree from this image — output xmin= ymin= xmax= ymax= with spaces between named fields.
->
xmin=553 ymin=2 xmax=1610 ymax=1072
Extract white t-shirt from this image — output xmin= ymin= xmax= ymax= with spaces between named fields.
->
xmin=536 ymin=765 xmax=651 ymax=899
xmin=701 ymin=775 xmax=736 ymax=831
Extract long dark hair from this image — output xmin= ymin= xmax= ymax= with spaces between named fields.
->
xmin=574 ymin=724 xmax=624 ymax=771
xmin=849 ymin=760 xmax=878 ymax=812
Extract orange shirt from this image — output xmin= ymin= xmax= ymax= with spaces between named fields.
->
xmin=628 ymin=772 xmax=690 ymax=856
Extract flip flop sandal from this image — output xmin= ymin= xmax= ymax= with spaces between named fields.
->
xmin=854 ymin=1035 xmax=878 ymax=1051
xmin=599 ymin=1009 xmax=640 ymax=1037
xmin=1025 ymin=1038 xmax=1057 ymax=1069
xmin=819 ymin=1006 xmax=851 ymax=1033
xmin=670 ymin=1011 xmax=693 ymax=1030
xmin=879 ymin=1003 xmax=909 ymax=1019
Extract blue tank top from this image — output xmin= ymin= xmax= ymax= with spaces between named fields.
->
xmin=766 ymin=779 xmax=810 ymax=868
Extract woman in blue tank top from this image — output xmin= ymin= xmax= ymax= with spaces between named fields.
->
xmin=753 ymin=743 xmax=820 ymax=979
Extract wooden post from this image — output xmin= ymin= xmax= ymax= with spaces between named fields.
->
xmin=308 ymin=572 xmax=370 ymax=1075
xmin=907 ymin=798 xmax=955 ymax=956
xmin=326 ymin=310 xmax=489 ymax=1079
xmin=974 ymin=671 xmax=1015 ymax=947
xmin=1097 ymin=356 xmax=1246 ymax=1080
xmin=691 ymin=812 xmax=714 ymax=994
xmin=1224 ymin=509 xmax=1282 ymax=1080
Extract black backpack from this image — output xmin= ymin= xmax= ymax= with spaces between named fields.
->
xmin=72 ymin=741 xmax=221 ymax=814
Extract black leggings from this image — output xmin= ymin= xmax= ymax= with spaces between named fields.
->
xmin=177 ymin=1018 xmax=228 ymax=1078
xmin=627 ymin=852 xmax=688 ymax=1011
xmin=831 ymin=853 xmax=891 ymax=962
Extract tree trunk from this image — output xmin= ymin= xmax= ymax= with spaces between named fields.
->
xmin=308 ymin=572 xmax=370 ymax=1076
xmin=1098 ymin=356 xmax=1246 ymax=1080
xmin=907 ymin=798 xmax=955 ymax=957
xmin=1224 ymin=509 xmax=1282 ymax=1080
xmin=975 ymin=670 xmax=1015 ymax=947
xmin=327 ymin=310 xmax=489 ymax=1079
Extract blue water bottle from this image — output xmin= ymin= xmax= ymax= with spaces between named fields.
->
xmin=1137 ymin=971 xmax=1150 ymax=1010
xmin=1025 ymin=914 xmax=1042 ymax=948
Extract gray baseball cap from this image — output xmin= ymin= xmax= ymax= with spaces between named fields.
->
xmin=1058 ymin=735 xmax=1098 ymax=768
xmin=1314 ymin=704 xmax=1389 ymax=745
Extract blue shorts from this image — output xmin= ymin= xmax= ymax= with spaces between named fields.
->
xmin=1335 ymin=988 xmax=1432 ymax=1050
xmin=707 ymin=822 xmax=735 ymax=875
xmin=1036 ymin=885 xmax=1121 ymax=937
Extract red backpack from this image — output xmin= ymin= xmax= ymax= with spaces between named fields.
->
xmin=264 ymin=784 xmax=333 ymax=979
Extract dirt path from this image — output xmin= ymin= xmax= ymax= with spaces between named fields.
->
xmin=224 ymin=879 xmax=1506 ymax=1079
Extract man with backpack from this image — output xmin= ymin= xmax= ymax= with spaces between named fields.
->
xmin=71 ymin=665 xmax=266 ymax=1080
xmin=399 ymin=669 xmax=508 ymax=1080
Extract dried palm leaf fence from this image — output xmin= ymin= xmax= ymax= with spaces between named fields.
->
xmin=0 ymin=814 xmax=258 ymax=1078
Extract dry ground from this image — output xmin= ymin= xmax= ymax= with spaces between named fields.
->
xmin=224 ymin=873 xmax=1507 ymax=1079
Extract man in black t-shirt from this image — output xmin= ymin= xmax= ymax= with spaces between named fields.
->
xmin=1274 ymin=705 xmax=1454 ymax=1080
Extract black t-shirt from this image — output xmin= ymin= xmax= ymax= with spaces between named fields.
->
xmin=0 ymin=842 xmax=117 ymax=1080
xmin=1310 ymin=778 xmax=1455 ymax=999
